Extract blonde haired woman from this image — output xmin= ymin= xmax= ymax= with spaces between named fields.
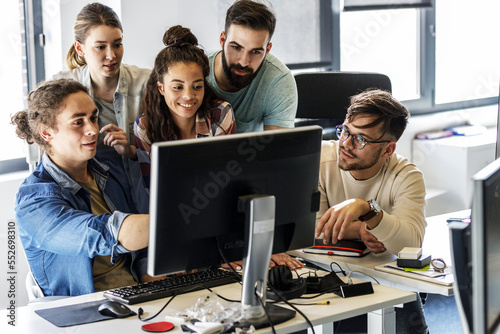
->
xmin=54 ymin=2 xmax=150 ymax=213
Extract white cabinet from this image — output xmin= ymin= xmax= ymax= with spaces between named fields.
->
xmin=412 ymin=129 xmax=496 ymax=216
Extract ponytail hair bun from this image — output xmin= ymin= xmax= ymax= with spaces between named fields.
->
xmin=162 ymin=25 xmax=198 ymax=49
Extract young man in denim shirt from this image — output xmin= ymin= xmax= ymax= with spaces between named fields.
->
xmin=12 ymin=79 xmax=152 ymax=296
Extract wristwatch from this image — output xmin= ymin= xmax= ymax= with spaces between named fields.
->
xmin=358 ymin=199 xmax=381 ymax=222
xmin=431 ymin=258 xmax=447 ymax=272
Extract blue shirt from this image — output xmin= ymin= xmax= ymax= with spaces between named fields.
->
xmin=207 ymin=51 xmax=298 ymax=133
xmin=15 ymin=154 xmax=146 ymax=296
xmin=53 ymin=63 xmax=151 ymax=214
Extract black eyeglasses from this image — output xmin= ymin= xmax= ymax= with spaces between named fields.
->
xmin=335 ymin=125 xmax=391 ymax=150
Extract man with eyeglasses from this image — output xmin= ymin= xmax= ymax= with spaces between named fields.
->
xmin=315 ymin=89 xmax=428 ymax=334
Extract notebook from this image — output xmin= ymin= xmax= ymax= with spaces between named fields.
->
xmin=302 ymin=239 xmax=370 ymax=257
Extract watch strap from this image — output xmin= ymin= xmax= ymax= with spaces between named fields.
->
xmin=359 ymin=210 xmax=377 ymax=222
xmin=358 ymin=199 xmax=379 ymax=222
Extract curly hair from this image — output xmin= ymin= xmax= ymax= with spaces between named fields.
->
xmin=141 ymin=25 xmax=220 ymax=143
xmin=11 ymin=79 xmax=89 ymax=154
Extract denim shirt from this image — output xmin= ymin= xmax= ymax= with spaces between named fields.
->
xmin=53 ymin=64 xmax=152 ymax=213
xmin=15 ymin=154 xmax=146 ymax=296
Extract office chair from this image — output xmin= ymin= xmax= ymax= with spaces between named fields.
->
xmin=26 ymin=143 xmax=41 ymax=172
xmin=21 ymin=243 xmax=68 ymax=303
xmin=294 ymin=71 xmax=392 ymax=139
xmin=26 ymin=269 xmax=44 ymax=301
xmin=26 ymin=269 xmax=70 ymax=303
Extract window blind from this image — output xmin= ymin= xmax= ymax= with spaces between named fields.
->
xmin=343 ymin=0 xmax=432 ymax=11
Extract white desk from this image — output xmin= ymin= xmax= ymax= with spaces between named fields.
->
xmin=290 ymin=210 xmax=470 ymax=297
xmin=2 ymin=277 xmax=415 ymax=334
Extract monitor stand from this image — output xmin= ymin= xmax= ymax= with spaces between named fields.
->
xmin=236 ymin=195 xmax=296 ymax=329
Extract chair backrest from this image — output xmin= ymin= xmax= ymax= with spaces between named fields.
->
xmin=294 ymin=71 xmax=392 ymax=139
xmin=27 ymin=143 xmax=41 ymax=172
xmin=26 ymin=269 xmax=45 ymax=301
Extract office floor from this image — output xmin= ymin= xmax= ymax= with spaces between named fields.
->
xmin=424 ymin=293 xmax=464 ymax=334
xmin=331 ymin=293 xmax=464 ymax=334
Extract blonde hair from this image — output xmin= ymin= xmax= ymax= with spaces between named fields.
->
xmin=66 ymin=2 xmax=122 ymax=70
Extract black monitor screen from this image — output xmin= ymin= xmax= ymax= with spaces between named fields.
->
xmin=147 ymin=126 xmax=322 ymax=277
xmin=472 ymin=157 xmax=500 ymax=334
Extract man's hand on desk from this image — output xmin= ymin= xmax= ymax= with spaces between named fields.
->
xmin=140 ymin=270 xmax=199 ymax=282
xmin=271 ymin=253 xmax=303 ymax=269
xmin=221 ymin=253 xmax=304 ymax=271
xmin=359 ymin=227 xmax=386 ymax=254
xmin=141 ymin=273 xmax=167 ymax=282
xmin=316 ymin=198 xmax=368 ymax=243
xmin=222 ymin=261 xmax=243 ymax=271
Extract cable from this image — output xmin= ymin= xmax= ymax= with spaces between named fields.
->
xmin=138 ymin=290 xmax=178 ymax=322
xmin=346 ymin=270 xmax=380 ymax=285
xmin=289 ymin=301 xmax=330 ymax=306
xmin=255 ymin=290 xmax=277 ymax=334
xmin=299 ymin=270 xmax=319 ymax=279
xmin=137 ymin=284 xmax=241 ymax=322
xmin=296 ymin=292 xmax=330 ymax=299
xmin=216 ymin=236 xmax=243 ymax=283
xmin=267 ymin=284 xmax=316 ymax=334
xmin=216 ymin=241 xmax=316 ymax=332
xmin=329 ymin=261 xmax=347 ymax=276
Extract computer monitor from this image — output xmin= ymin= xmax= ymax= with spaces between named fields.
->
xmin=148 ymin=126 xmax=322 ymax=323
xmin=471 ymin=157 xmax=500 ymax=334
xmin=449 ymin=221 xmax=472 ymax=333
xmin=451 ymin=157 xmax=500 ymax=334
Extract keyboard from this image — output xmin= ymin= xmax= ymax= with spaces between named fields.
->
xmin=104 ymin=268 xmax=239 ymax=305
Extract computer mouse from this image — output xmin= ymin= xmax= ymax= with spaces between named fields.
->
xmin=98 ymin=300 xmax=134 ymax=318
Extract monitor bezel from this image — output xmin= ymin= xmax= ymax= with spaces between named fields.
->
xmin=147 ymin=125 xmax=323 ymax=277
xmin=471 ymin=157 xmax=500 ymax=334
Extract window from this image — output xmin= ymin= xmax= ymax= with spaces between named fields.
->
xmin=340 ymin=8 xmax=420 ymax=101
xmin=6 ymin=0 xmax=499 ymax=174
xmin=435 ymin=0 xmax=500 ymax=105
xmin=331 ymin=0 xmax=499 ymax=114
xmin=217 ymin=0 xmax=332 ymax=69
xmin=0 ymin=0 xmax=45 ymax=174
xmin=0 ymin=1 xmax=28 ymax=173
xmin=0 ymin=0 xmax=44 ymax=174
xmin=271 ymin=0 xmax=332 ymax=69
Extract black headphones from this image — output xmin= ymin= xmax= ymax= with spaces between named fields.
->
xmin=267 ymin=265 xmax=307 ymax=301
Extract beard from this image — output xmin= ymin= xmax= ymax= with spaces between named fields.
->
xmin=221 ymin=48 xmax=262 ymax=90
xmin=337 ymin=144 xmax=384 ymax=171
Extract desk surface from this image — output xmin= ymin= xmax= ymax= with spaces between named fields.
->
xmin=2 ymin=278 xmax=415 ymax=334
xmin=291 ymin=210 xmax=470 ymax=296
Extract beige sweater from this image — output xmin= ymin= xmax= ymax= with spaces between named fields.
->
xmin=317 ymin=140 xmax=427 ymax=255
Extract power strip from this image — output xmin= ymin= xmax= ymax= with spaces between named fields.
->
xmin=336 ymin=282 xmax=374 ymax=298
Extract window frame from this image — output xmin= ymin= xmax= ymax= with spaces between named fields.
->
xmin=328 ymin=0 xmax=497 ymax=115
xmin=285 ymin=0 xmax=334 ymax=70
xmin=0 ymin=0 xmax=45 ymax=174
xmin=3 ymin=0 xmax=497 ymax=174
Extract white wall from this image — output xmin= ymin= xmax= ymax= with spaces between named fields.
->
xmin=398 ymin=104 xmax=497 ymax=160
xmin=43 ymin=0 xmax=227 ymax=76
xmin=398 ymin=104 xmax=497 ymax=217
xmin=0 ymin=172 xmax=30 ymax=309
